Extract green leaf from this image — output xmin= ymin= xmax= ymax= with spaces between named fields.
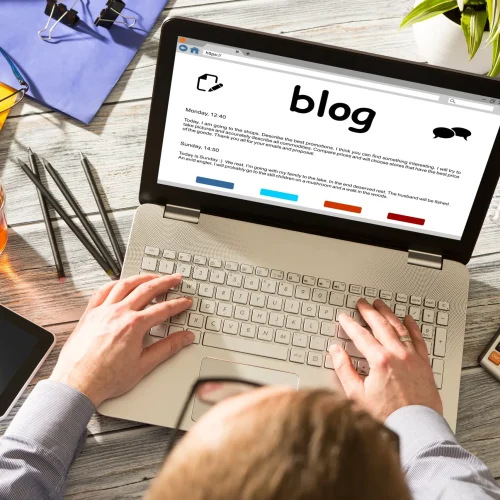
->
xmin=461 ymin=7 xmax=488 ymax=59
xmin=488 ymin=35 xmax=500 ymax=75
xmin=400 ymin=0 xmax=459 ymax=28
xmin=486 ymin=0 xmax=500 ymax=42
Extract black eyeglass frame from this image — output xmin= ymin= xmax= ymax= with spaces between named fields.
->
xmin=164 ymin=377 xmax=263 ymax=457
xmin=164 ymin=378 xmax=400 ymax=458
xmin=0 ymin=47 xmax=29 ymax=114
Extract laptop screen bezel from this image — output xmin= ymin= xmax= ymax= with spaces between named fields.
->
xmin=139 ymin=17 xmax=500 ymax=265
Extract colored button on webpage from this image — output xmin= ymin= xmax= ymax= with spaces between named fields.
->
xmin=260 ymin=189 xmax=298 ymax=202
xmin=196 ymin=176 xmax=234 ymax=190
xmin=387 ymin=213 xmax=425 ymax=226
xmin=324 ymin=200 xmax=362 ymax=214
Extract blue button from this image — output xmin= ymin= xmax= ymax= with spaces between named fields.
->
xmin=260 ymin=189 xmax=298 ymax=202
xmin=196 ymin=176 xmax=234 ymax=189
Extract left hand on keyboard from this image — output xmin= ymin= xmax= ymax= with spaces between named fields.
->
xmin=329 ymin=298 xmax=442 ymax=422
xmin=49 ymin=273 xmax=194 ymax=406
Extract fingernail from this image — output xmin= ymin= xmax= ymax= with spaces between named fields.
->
xmin=329 ymin=344 xmax=340 ymax=355
xmin=172 ymin=273 xmax=183 ymax=280
xmin=338 ymin=313 xmax=348 ymax=321
xmin=184 ymin=331 xmax=195 ymax=345
xmin=405 ymin=315 xmax=415 ymax=323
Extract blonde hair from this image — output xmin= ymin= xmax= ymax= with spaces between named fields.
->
xmin=147 ymin=389 xmax=410 ymax=500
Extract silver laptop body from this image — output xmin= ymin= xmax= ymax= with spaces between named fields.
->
xmin=99 ymin=18 xmax=500 ymax=432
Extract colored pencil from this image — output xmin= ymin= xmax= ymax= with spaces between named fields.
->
xmin=80 ymin=152 xmax=124 ymax=266
xmin=18 ymin=159 xmax=116 ymax=279
xmin=28 ymin=148 xmax=66 ymax=282
xmin=43 ymin=159 xmax=121 ymax=276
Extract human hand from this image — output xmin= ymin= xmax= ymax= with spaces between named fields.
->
xmin=50 ymin=274 xmax=194 ymax=407
xmin=329 ymin=298 xmax=442 ymax=421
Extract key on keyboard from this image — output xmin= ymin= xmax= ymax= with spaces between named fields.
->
xmin=143 ymin=249 xmax=451 ymax=385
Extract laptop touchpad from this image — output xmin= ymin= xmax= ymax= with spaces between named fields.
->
xmin=191 ymin=357 xmax=300 ymax=422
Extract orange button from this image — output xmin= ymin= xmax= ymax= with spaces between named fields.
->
xmin=488 ymin=351 xmax=500 ymax=365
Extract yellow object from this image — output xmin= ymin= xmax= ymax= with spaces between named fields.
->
xmin=0 ymin=82 xmax=16 ymax=130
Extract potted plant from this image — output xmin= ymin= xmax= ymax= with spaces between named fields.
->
xmin=401 ymin=0 xmax=500 ymax=76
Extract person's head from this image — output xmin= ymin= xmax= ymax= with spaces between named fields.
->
xmin=146 ymin=387 xmax=410 ymax=500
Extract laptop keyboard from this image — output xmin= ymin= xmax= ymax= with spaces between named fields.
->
xmin=141 ymin=247 xmax=449 ymax=389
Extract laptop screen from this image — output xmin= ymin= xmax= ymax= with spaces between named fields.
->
xmin=158 ymin=37 xmax=500 ymax=241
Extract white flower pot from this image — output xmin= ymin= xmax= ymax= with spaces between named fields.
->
xmin=413 ymin=5 xmax=492 ymax=74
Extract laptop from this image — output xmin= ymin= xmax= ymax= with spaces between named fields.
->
xmin=98 ymin=17 xmax=500 ymax=432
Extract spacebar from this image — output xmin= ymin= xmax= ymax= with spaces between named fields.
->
xmin=203 ymin=333 xmax=289 ymax=361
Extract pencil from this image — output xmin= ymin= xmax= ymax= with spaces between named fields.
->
xmin=28 ymin=148 xmax=66 ymax=282
xmin=43 ymin=159 xmax=121 ymax=277
xmin=18 ymin=159 xmax=116 ymax=279
xmin=80 ymin=152 xmax=124 ymax=266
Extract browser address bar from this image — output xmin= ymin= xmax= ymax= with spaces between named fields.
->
xmin=202 ymin=50 xmax=440 ymax=102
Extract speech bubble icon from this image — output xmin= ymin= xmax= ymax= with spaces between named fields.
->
xmin=433 ymin=127 xmax=455 ymax=139
xmin=451 ymin=127 xmax=471 ymax=140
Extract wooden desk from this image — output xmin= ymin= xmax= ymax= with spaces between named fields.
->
xmin=1 ymin=0 xmax=500 ymax=496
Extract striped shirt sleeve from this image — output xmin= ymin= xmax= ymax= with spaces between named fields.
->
xmin=386 ymin=405 xmax=500 ymax=500
xmin=0 ymin=380 xmax=95 ymax=500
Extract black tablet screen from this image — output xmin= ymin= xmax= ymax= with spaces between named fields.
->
xmin=0 ymin=319 xmax=38 ymax=395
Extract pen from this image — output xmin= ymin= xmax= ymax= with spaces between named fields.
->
xmin=28 ymin=148 xmax=66 ymax=282
xmin=208 ymin=83 xmax=223 ymax=92
xmin=17 ymin=159 xmax=116 ymax=279
xmin=43 ymin=159 xmax=121 ymax=277
xmin=80 ymin=152 xmax=124 ymax=266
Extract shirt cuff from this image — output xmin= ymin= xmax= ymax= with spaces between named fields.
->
xmin=5 ymin=380 xmax=95 ymax=467
xmin=385 ymin=405 xmax=458 ymax=467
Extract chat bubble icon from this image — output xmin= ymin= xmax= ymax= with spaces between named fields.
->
xmin=451 ymin=127 xmax=471 ymax=140
xmin=433 ymin=127 xmax=455 ymax=139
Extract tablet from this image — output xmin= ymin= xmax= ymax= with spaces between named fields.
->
xmin=0 ymin=305 xmax=56 ymax=420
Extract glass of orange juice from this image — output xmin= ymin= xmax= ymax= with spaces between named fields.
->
xmin=0 ymin=182 xmax=7 ymax=255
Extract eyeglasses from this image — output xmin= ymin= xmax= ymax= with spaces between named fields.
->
xmin=164 ymin=378 xmax=262 ymax=456
xmin=0 ymin=47 xmax=29 ymax=114
xmin=164 ymin=379 xmax=400 ymax=457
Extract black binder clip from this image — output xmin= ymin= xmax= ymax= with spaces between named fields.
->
xmin=38 ymin=0 xmax=80 ymax=41
xmin=94 ymin=1 xmax=136 ymax=29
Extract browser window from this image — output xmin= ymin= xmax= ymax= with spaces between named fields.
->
xmin=158 ymin=38 xmax=500 ymax=240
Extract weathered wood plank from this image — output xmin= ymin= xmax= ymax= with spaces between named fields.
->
xmin=1 ymin=104 xmax=146 ymax=227
xmin=282 ymin=17 xmax=422 ymax=62
xmin=65 ymin=426 xmax=171 ymax=498
xmin=457 ymin=368 xmax=500 ymax=482
xmin=462 ymin=252 xmax=500 ymax=368
xmin=0 ymin=210 xmax=134 ymax=323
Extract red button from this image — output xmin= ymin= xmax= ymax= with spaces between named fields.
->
xmin=387 ymin=213 xmax=425 ymax=226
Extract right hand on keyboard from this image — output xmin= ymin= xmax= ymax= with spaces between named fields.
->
xmin=49 ymin=273 xmax=194 ymax=407
xmin=329 ymin=298 xmax=442 ymax=422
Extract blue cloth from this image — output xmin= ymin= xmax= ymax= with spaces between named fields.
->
xmin=0 ymin=1 xmax=168 ymax=124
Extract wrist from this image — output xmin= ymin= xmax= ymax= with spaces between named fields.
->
xmin=49 ymin=372 xmax=104 ymax=407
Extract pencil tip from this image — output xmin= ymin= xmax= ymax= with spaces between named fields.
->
xmin=28 ymin=147 xmax=32 ymax=154
xmin=79 ymin=151 xmax=85 ymax=160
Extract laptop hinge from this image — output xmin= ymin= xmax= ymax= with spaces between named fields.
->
xmin=163 ymin=204 xmax=200 ymax=224
xmin=407 ymin=249 xmax=442 ymax=270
